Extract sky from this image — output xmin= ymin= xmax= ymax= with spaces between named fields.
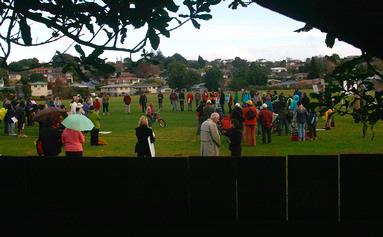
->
xmin=5 ymin=2 xmax=361 ymax=63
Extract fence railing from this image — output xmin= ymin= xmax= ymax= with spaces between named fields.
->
xmin=1 ymin=154 xmax=383 ymax=226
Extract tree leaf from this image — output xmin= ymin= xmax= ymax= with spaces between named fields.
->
xmin=325 ymin=33 xmax=336 ymax=48
xmin=148 ymin=28 xmax=160 ymax=50
xmin=191 ymin=19 xmax=200 ymax=29
xmin=19 ymin=16 xmax=32 ymax=45
xmin=195 ymin=14 xmax=212 ymax=20
xmin=294 ymin=24 xmax=313 ymax=33
xmin=74 ymin=44 xmax=86 ymax=58
xmin=166 ymin=1 xmax=179 ymax=12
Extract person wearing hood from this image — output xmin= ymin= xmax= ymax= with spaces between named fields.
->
xmin=289 ymin=95 xmax=300 ymax=113
xmin=296 ymin=102 xmax=309 ymax=141
xmin=230 ymin=102 xmax=243 ymax=131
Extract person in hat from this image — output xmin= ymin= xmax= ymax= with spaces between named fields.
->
xmin=258 ymin=103 xmax=273 ymax=144
xmin=230 ymin=102 xmax=243 ymax=131
xmin=242 ymin=100 xmax=257 ymax=146
xmin=202 ymin=99 xmax=215 ymax=122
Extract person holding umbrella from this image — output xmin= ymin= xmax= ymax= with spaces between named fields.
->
xmin=61 ymin=114 xmax=94 ymax=157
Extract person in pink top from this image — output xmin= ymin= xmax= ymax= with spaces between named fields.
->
xmin=61 ymin=128 xmax=85 ymax=157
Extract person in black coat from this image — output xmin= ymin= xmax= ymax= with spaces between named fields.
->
xmin=135 ymin=116 xmax=155 ymax=158
xmin=223 ymin=119 xmax=243 ymax=157
xmin=230 ymin=103 xmax=243 ymax=130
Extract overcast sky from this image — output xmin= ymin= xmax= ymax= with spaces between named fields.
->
xmin=5 ymin=2 xmax=361 ymax=63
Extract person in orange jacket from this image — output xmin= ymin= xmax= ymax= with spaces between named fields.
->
xmin=186 ymin=91 xmax=194 ymax=111
xmin=242 ymin=100 xmax=257 ymax=146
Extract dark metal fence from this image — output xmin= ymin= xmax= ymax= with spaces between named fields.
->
xmin=1 ymin=154 xmax=383 ymax=227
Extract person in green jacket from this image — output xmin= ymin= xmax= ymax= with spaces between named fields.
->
xmin=88 ymin=106 xmax=101 ymax=145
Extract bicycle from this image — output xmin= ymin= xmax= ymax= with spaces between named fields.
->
xmin=147 ymin=112 xmax=166 ymax=128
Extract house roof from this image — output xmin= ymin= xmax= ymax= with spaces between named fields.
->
xmin=29 ymin=82 xmax=47 ymax=85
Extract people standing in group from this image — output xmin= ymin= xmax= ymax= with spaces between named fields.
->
xmin=123 ymin=92 xmax=131 ymax=113
xmin=88 ymin=106 xmax=101 ymax=146
xmin=139 ymin=92 xmax=147 ymax=113
xmin=157 ymin=91 xmax=164 ymax=111
xmin=200 ymin=112 xmax=221 ymax=156
xmin=82 ymin=96 xmax=92 ymax=116
xmin=195 ymin=90 xmax=201 ymax=109
xmin=242 ymin=100 xmax=257 ymax=146
xmin=179 ymin=89 xmax=185 ymax=112
xmin=223 ymin=119 xmax=243 ymax=157
xmin=135 ymin=116 xmax=155 ymax=158
xmin=258 ymin=103 xmax=273 ymax=144
xmin=169 ymin=90 xmax=178 ymax=111
xmin=102 ymin=93 xmax=110 ymax=115
xmin=61 ymin=127 xmax=85 ymax=157
xmin=296 ymin=102 xmax=308 ymax=141
xmin=187 ymin=91 xmax=194 ymax=112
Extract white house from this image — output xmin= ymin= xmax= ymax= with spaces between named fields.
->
xmin=130 ymin=84 xmax=159 ymax=94
xmin=29 ymin=82 xmax=48 ymax=97
xmin=271 ymin=67 xmax=287 ymax=73
xmin=100 ymin=84 xmax=135 ymax=96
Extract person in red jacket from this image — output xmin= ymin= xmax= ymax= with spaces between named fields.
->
xmin=242 ymin=100 xmax=257 ymax=146
xmin=123 ymin=93 xmax=131 ymax=113
xmin=93 ymin=97 xmax=101 ymax=113
xmin=186 ymin=91 xmax=194 ymax=111
xmin=258 ymin=103 xmax=273 ymax=144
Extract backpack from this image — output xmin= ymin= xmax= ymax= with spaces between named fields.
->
xmin=246 ymin=108 xmax=255 ymax=120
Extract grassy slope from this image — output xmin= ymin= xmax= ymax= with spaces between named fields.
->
xmin=0 ymin=93 xmax=382 ymax=157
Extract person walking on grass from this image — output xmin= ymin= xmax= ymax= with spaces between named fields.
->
xmin=200 ymin=112 xmax=221 ymax=156
xmin=296 ymin=102 xmax=308 ymax=141
xmin=157 ymin=91 xmax=164 ymax=111
xmin=102 ymin=93 xmax=110 ymax=115
xmin=123 ymin=92 xmax=131 ymax=113
xmin=135 ymin=116 xmax=155 ymax=158
xmin=242 ymin=100 xmax=257 ymax=146
xmin=258 ymin=103 xmax=273 ymax=144
xmin=179 ymin=89 xmax=185 ymax=111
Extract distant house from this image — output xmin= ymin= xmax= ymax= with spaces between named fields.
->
xmin=294 ymin=73 xmax=309 ymax=80
xmin=267 ymin=79 xmax=282 ymax=86
xmin=271 ymin=67 xmax=287 ymax=73
xmin=107 ymin=72 xmax=142 ymax=85
xmin=8 ymin=73 xmax=22 ymax=85
xmin=100 ymin=84 xmax=135 ymax=96
xmin=130 ymin=84 xmax=159 ymax=94
xmin=30 ymin=82 xmax=48 ymax=97
xmin=47 ymin=67 xmax=74 ymax=84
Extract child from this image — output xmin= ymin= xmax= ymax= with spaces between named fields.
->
xmin=223 ymin=120 xmax=243 ymax=157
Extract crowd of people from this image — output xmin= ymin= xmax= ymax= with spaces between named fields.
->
xmin=0 ymin=88 xmax=340 ymax=158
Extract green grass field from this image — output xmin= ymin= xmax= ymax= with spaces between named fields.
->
xmin=1 ymin=94 xmax=383 ymax=157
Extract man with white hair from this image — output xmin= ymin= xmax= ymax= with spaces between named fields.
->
xmin=200 ymin=112 xmax=221 ymax=156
